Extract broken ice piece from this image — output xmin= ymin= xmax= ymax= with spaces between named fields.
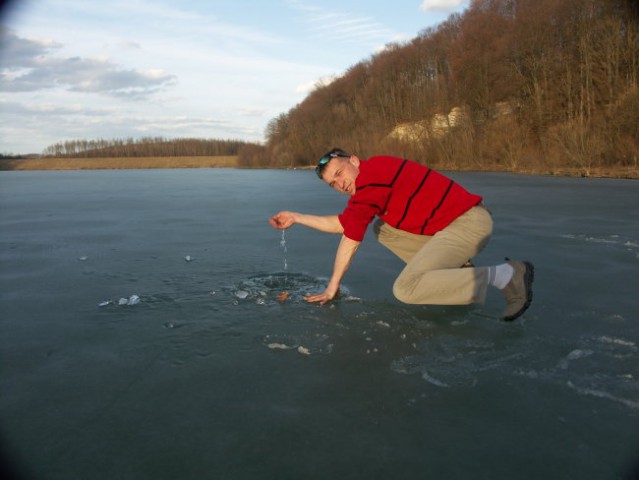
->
xmin=127 ymin=295 xmax=140 ymax=305
xmin=118 ymin=297 xmax=129 ymax=305
xmin=267 ymin=343 xmax=293 ymax=350
xmin=235 ymin=290 xmax=249 ymax=299
xmin=78 ymin=256 xmax=88 ymax=261
xmin=184 ymin=255 xmax=193 ymax=262
xmin=297 ymin=346 xmax=311 ymax=356
xmin=98 ymin=300 xmax=111 ymax=307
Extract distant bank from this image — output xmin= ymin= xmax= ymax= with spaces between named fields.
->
xmin=0 ymin=155 xmax=637 ymax=179
xmin=0 ymin=156 xmax=239 ymax=171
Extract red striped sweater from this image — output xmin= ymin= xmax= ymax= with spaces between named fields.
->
xmin=338 ymin=156 xmax=482 ymax=242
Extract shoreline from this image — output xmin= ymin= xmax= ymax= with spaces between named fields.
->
xmin=0 ymin=156 xmax=239 ymax=171
xmin=1 ymin=156 xmax=637 ymax=179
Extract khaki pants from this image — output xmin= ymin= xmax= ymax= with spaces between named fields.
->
xmin=373 ymin=206 xmax=493 ymax=305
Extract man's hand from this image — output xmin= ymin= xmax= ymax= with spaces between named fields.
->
xmin=269 ymin=211 xmax=297 ymax=230
xmin=304 ymin=286 xmax=340 ymax=305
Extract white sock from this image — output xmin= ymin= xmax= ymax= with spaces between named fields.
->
xmin=488 ymin=263 xmax=514 ymax=290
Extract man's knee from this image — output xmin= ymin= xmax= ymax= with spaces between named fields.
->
xmin=392 ymin=274 xmax=416 ymax=304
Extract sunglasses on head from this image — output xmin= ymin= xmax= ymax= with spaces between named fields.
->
xmin=315 ymin=150 xmax=350 ymax=179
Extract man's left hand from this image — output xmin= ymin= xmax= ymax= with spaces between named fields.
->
xmin=303 ymin=287 xmax=340 ymax=305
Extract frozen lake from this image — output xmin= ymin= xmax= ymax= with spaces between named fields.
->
xmin=1 ymin=168 xmax=638 ymax=479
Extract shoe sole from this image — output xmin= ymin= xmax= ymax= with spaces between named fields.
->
xmin=503 ymin=261 xmax=535 ymax=321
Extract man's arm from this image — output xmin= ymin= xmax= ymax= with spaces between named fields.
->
xmin=304 ymin=235 xmax=361 ymax=304
xmin=269 ymin=211 xmax=343 ymax=234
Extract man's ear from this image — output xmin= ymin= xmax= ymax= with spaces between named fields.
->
xmin=350 ymin=155 xmax=360 ymax=168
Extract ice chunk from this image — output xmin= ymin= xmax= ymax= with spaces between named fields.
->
xmin=297 ymin=346 xmax=311 ymax=356
xmin=127 ymin=295 xmax=140 ymax=305
xmin=267 ymin=343 xmax=293 ymax=350
xmin=118 ymin=297 xmax=129 ymax=305
xmin=184 ymin=255 xmax=193 ymax=262
xmin=235 ymin=290 xmax=249 ymax=299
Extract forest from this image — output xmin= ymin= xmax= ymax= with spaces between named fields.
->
xmin=239 ymin=0 xmax=638 ymax=175
xmin=40 ymin=137 xmax=249 ymax=158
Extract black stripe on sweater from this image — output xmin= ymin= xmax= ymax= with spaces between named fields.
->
xmin=397 ymin=169 xmax=431 ymax=229
xmin=357 ymin=159 xmax=407 ymax=191
xmin=420 ymin=180 xmax=454 ymax=234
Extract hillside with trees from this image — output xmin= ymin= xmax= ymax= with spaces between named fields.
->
xmin=241 ymin=0 xmax=638 ymax=176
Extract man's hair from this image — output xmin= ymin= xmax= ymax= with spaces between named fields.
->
xmin=323 ymin=147 xmax=350 ymax=158
xmin=315 ymin=147 xmax=351 ymax=179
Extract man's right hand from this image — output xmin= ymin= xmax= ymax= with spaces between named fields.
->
xmin=268 ymin=211 xmax=297 ymax=230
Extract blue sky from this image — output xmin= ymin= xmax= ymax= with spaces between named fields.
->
xmin=0 ymin=0 xmax=469 ymax=155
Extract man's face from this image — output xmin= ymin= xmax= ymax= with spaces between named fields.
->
xmin=321 ymin=156 xmax=360 ymax=195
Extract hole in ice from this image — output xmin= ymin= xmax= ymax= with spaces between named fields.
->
xmin=230 ymin=272 xmax=351 ymax=304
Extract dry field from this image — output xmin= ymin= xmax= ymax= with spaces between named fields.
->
xmin=0 ymin=156 xmax=238 ymax=171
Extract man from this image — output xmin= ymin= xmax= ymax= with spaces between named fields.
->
xmin=269 ymin=148 xmax=534 ymax=321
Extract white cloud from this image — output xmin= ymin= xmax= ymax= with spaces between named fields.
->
xmin=0 ymin=30 xmax=176 ymax=98
xmin=419 ymin=0 xmax=467 ymax=12
xmin=239 ymin=107 xmax=267 ymax=117
xmin=285 ymin=0 xmax=397 ymax=47
xmin=0 ymin=99 xmax=115 ymax=116
xmin=0 ymin=27 xmax=61 ymax=68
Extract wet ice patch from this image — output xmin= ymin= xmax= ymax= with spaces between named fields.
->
xmin=514 ymin=333 xmax=639 ymax=410
xmin=390 ymin=335 xmax=503 ymax=388
xmin=566 ymin=381 xmax=639 ymax=409
xmin=229 ymin=272 xmax=352 ymax=305
xmin=557 ymin=349 xmax=594 ymax=369
xmin=599 ymin=335 xmax=636 ymax=349
xmin=262 ymin=333 xmax=333 ymax=356
xmin=390 ymin=326 xmax=639 ymax=407
xmin=560 ymin=233 xmax=639 ymax=258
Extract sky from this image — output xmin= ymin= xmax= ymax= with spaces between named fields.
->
xmin=0 ymin=0 xmax=470 ymax=155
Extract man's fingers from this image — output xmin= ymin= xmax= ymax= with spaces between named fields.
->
xmin=303 ymin=293 xmax=332 ymax=304
xmin=269 ymin=216 xmax=286 ymax=229
xmin=303 ymin=294 xmax=323 ymax=303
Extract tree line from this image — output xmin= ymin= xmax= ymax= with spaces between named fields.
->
xmin=239 ymin=0 xmax=638 ymax=174
xmin=42 ymin=137 xmax=251 ymax=158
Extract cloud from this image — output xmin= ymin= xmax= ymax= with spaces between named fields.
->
xmin=419 ymin=0 xmax=467 ymax=12
xmin=0 ymin=98 xmax=259 ymax=149
xmin=116 ymin=41 xmax=142 ymax=51
xmin=0 ymin=99 xmax=114 ymax=116
xmin=285 ymin=0 xmax=397 ymax=47
xmin=239 ymin=107 xmax=267 ymax=117
xmin=0 ymin=29 xmax=176 ymax=98
xmin=0 ymin=27 xmax=61 ymax=68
